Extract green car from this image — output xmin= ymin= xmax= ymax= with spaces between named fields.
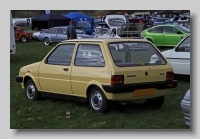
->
xmin=141 ymin=24 xmax=190 ymax=47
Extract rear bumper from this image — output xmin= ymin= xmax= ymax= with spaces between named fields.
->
xmin=16 ymin=76 xmax=23 ymax=83
xmin=102 ymin=80 xmax=177 ymax=93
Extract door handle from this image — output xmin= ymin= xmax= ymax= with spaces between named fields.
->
xmin=62 ymin=68 xmax=69 ymax=71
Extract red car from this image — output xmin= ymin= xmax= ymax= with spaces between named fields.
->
xmin=14 ymin=26 xmax=33 ymax=42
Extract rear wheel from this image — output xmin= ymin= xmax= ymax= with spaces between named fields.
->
xmin=21 ymin=36 xmax=27 ymax=42
xmin=44 ymin=37 xmax=51 ymax=46
xmin=89 ymin=87 xmax=110 ymax=113
xmin=143 ymin=96 xmax=164 ymax=108
xmin=25 ymin=79 xmax=42 ymax=100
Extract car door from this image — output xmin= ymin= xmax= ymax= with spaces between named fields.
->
xmin=161 ymin=26 xmax=185 ymax=46
xmin=146 ymin=26 xmax=163 ymax=46
xmin=38 ymin=43 xmax=76 ymax=94
xmin=56 ymin=28 xmax=68 ymax=42
xmin=168 ymin=36 xmax=190 ymax=75
xmin=48 ymin=28 xmax=57 ymax=42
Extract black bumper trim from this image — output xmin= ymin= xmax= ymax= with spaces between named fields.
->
xmin=102 ymin=80 xmax=177 ymax=93
xmin=16 ymin=76 xmax=23 ymax=83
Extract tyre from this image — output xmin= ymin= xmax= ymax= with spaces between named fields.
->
xmin=143 ymin=96 xmax=164 ymax=108
xmin=21 ymin=36 xmax=27 ymax=42
xmin=25 ymin=79 xmax=42 ymax=100
xmin=89 ymin=87 xmax=110 ymax=113
xmin=44 ymin=37 xmax=51 ymax=46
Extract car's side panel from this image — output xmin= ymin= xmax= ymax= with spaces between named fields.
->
xmin=38 ymin=43 xmax=77 ymax=94
xmin=70 ymin=42 xmax=112 ymax=97
xmin=168 ymin=50 xmax=190 ymax=75
xmin=38 ymin=64 xmax=73 ymax=94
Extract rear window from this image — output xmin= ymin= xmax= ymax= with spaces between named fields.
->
xmin=176 ymin=25 xmax=190 ymax=33
xmin=108 ymin=42 xmax=167 ymax=67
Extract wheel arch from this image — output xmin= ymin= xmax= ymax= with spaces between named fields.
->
xmin=43 ymin=36 xmax=51 ymax=41
xmin=86 ymin=82 xmax=107 ymax=100
xmin=86 ymin=84 xmax=98 ymax=101
xmin=23 ymin=75 xmax=41 ymax=91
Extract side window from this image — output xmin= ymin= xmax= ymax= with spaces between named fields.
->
xmin=163 ymin=26 xmax=179 ymax=34
xmin=57 ymin=28 xmax=64 ymax=34
xmin=46 ymin=28 xmax=56 ymax=34
xmin=177 ymin=36 xmax=190 ymax=52
xmin=75 ymin=44 xmax=105 ymax=67
xmin=157 ymin=19 xmax=164 ymax=22
xmin=148 ymin=27 xmax=162 ymax=33
xmin=46 ymin=44 xmax=75 ymax=65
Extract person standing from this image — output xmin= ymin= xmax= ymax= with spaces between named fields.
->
xmin=27 ymin=18 xmax=30 ymax=28
xmin=67 ymin=20 xmax=77 ymax=40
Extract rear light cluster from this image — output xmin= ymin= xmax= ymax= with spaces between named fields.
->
xmin=111 ymin=75 xmax=124 ymax=85
xmin=166 ymin=71 xmax=174 ymax=81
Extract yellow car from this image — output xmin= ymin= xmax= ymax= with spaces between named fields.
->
xmin=16 ymin=38 xmax=177 ymax=112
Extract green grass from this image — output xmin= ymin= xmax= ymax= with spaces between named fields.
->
xmin=10 ymin=40 xmax=190 ymax=129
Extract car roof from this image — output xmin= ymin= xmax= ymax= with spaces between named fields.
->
xmin=61 ymin=38 xmax=148 ymax=43
xmin=50 ymin=26 xmax=68 ymax=29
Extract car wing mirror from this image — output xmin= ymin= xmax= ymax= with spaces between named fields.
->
xmin=176 ymin=47 xmax=185 ymax=51
xmin=177 ymin=31 xmax=183 ymax=34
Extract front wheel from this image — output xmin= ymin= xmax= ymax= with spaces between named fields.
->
xmin=21 ymin=36 xmax=27 ymax=42
xmin=44 ymin=37 xmax=51 ymax=46
xmin=89 ymin=87 xmax=110 ymax=113
xmin=25 ymin=79 xmax=42 ymax=100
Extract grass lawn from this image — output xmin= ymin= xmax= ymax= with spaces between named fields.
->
xmin=10 ymin=40 xmax=190 ymax=129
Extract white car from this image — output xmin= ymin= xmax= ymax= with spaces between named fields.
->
xmin=150 ymin=34 xmax=190 ymax=75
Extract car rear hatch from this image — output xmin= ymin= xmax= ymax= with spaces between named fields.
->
xmin=104 ymin=40 xmax=177 ymax=93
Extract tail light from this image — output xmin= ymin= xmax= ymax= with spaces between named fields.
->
xmin=166 ymin=71 xmax=174 ymax=81
xmin=111 ymin=75 xmax=124 ymax=85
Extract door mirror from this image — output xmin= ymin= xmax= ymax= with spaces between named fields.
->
xmin=176 ymin=47 xmax=185 ymax=51
xmin=177 ymin=31 xmax=183 ymax=34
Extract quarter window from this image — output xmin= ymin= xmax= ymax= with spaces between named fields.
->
xmin=75 ymin=44 xmax=105 ymax=67
xmin=46 ymin=44 xmax=75 ymax=65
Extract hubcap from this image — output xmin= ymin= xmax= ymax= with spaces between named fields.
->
xmin=91 ymin=91 xmax=103 ymax=110
xmin=44 ymin=38 xmax=50 ymax=45
xmin=22 ymin=37 xmax=26 ymax=42
xmin=26 ymin=83 xmax=35 ymax=99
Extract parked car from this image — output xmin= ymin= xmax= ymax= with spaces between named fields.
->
xmin=15 ymin=38 xmax=177 ymax=113
xmin=14 ymin=26 xmax=33 ymax=42
xmin=94 ymin=23 xmax=144 ymax=39
xmin=38 ymin=26 xmax=93 ymax=45
xmin=153 ymin=18 xmax=171 ymax=25
xmin=181 ymin=89 xmax=190 ymax=127
xmin=141 ymin=24 xmax=190 ymax=47
xmin=150 ymin=34 xmax=190 ymax=75
xmin=31 ymin=31 xmax=40 ymax=41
